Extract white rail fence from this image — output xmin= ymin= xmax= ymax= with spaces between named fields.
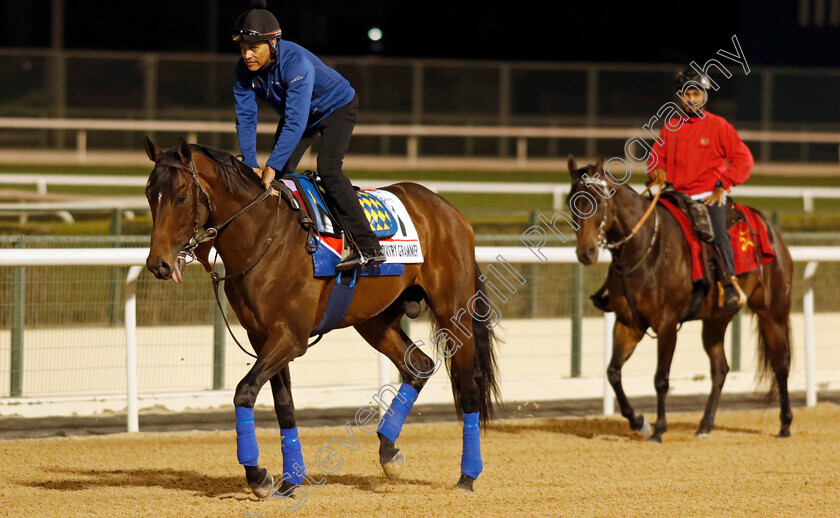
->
xmin=3 ymin=176 xmax=840 ymax=221
xmin=0 ymin=117 xmax=839 ymax=173
xmin=1 ymin=246 xmax=839 ymax=432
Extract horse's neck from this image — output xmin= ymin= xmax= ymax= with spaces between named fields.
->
xmin=607 ymin=186 xmax=647 ymax=237
xmin=208 ymin=183 xmax=296 ymax=270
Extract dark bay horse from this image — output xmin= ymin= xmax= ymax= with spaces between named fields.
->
xmin=143 ymin=137 xmax=499 ymax=496
xmin=566 ymin=156 xmax=793 ymax=442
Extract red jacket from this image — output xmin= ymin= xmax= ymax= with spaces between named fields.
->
xmin=647 ymin=111 xmax=753 ymax=196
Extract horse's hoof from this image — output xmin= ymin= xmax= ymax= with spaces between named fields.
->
xmin=646 ymin=435 xmax=663 ymax=444
xmin=250 ymin=468 xmax=274 ymax=499
xmin=381 ymin=450 xmax=405 ymax=478
xmin=694 ymin=432 xmax=709 ymax=439
xmin=454 ymin=474 xmax=475 ymax=492
xmin=273 ymin=480 xmax=298 ymax=499
xmin=632 ymin=416 xmax=651 ymax=436
xmin=777 ymin=429 xmax=791 ymax=439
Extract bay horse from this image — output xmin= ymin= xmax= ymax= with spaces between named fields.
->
xmin=143 ymin=137 xmax=499 ymax=496
xmin=566 ymin=156 xmax=793 ymax=442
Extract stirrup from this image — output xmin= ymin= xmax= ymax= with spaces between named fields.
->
xmin=336 ymin=250 xmax=364 ymax=272
xmin=730 ymin=276 xmax=747 ymax=306
xmin=335 ymin=248 xmax=385 ymax=272
xmin=717 ymin=278 xmax=746 ymax=309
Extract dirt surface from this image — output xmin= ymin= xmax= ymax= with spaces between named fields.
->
xmin=1 ymin=399 xmax=839 ymax=517
xmin=4 ymin=391 xmax=839 ymax=440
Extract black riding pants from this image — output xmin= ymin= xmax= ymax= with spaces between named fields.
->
xmin=705 ymin=202 xmax=736 ymax=278
xmin=273 ymin=96 xmax=379 ymax=250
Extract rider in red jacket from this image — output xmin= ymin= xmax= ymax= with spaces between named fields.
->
xmin=647 ymin=69 xmax=752 ymax=308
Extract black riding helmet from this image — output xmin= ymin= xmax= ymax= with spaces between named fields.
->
xmin=674 ymin=68 xmax=711 ymax=91
xmin=232 ymin=0 xmax=282 ymax=43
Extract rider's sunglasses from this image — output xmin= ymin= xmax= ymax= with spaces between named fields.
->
xmin=232 ymin=29 xmax=263 ymax=42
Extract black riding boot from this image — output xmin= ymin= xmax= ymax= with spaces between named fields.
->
xmin=322 ymin=184 xmax=385 ymax=271
xmin=707 ymin=203 xmax=745 ymax=308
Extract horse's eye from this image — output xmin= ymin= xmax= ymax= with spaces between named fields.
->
xmin=175 ymin=194 xmax=188 ymax=204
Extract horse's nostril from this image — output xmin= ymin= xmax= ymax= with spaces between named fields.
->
xmin=159 ymin=261 xmax=171 ymax=276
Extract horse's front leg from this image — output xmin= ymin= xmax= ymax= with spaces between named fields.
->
xmin=233 ymin=336 xmax=306 ymax=499
xmin=648 ymin=322 xmax=678 ymax=443
xmin=269 ymin=365 xmax=318 ymax=499
xmin=608 ymin=322 xmax=650 ymax=435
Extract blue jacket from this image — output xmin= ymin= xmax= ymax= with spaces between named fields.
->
xmin=234 ymin=39 xmax=356 ymax=170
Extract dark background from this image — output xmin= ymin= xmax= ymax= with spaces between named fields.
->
xmin=0 ymin=0 xmax=838 ymax=66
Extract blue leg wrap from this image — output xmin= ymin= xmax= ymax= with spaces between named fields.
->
xmin=460 ymin=412 xmax=483 ymax=479
xmin=377 ymin=383 xmax=419 ymax=443
xmin=235 ymin=406 xmax=259 ymax=466
xmin=281 ymin=427 xmax=305 ymax=486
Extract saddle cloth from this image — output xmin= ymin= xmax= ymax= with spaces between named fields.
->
xmin=280 ymin=174 xmax=424 ymax=277
xmin=658 ymin=199 xmax=776 ymax=281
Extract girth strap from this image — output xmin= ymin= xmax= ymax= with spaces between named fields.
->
xmin=309 ymin=270 xmax=359 ymax=337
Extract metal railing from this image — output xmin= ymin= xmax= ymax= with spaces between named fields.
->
xmin=3 ymin=174 xmax=840 ymax=218
xmin=1 ymin=117 xmax=839 ymax=172
xmin=1 ymin=246 xmax=838 ymax=432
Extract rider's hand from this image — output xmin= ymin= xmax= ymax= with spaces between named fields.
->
xmin=702 ymin=186 xmax=726 ymax=206
xmin=649 ymin=168 xmax=667 ymax=185
xmin=261 ymin=165 xmax=279 ymax=196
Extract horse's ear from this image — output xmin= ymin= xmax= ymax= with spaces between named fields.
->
xmin=568 ymin=154 xmax=583 ymax=182
xmin=143 ymin=136 xmax=161 ymax=162
xmin=177 ymin=136 xmax=192 ymax=164
xmin=593 ymin=156 xmax=605 ymax=174
xmin=568 ymin=154 xmax=577 ymax=175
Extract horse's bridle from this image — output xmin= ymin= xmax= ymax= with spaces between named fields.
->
xmin=152 ymin=158 xmax=285 ymax=275
xmin=580 ymin=177 xmax=663 ymax=274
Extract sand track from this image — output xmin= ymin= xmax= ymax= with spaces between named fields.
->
xmin=2 ymin=403 xmax=839 ymax=517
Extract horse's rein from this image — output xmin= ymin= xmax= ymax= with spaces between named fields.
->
xmin=153 ymin=158 xmax=282 ymax=359
xmin=597 ymin=177 xmax=664 ymax=251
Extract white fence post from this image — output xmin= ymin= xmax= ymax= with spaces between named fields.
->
xmin=803 ymin=261 xmax=818 ymax=407
xmin=124 ymin=265 xmax=143 ymax=432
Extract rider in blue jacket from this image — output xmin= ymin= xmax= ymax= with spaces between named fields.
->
xmin=232 ymin=0 xmax=386 ymax=271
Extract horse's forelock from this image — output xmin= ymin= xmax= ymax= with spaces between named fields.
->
xmin=145 ymin=151 xmax=184 ymax=198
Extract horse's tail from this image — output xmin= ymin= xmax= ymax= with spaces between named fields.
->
xmin=755 ymin=315 xmax=788 ymax=401
xmin=754 ymin=209 xmax=793 ymax=402
xmin=469 ymin=262 xmax=502 ymax=424
xmin=431 ymin=262 xmax=502 ymax=426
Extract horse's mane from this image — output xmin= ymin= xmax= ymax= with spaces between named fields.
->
xmin=146 ymin=144 xmax=262 ymax=197
xmin=193 ymin=144 xmax=263 ymax=194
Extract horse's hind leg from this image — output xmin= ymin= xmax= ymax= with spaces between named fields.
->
xmin=608 ymin=322 xmax=650 ymax=435
xmin=754 ymin=310 xmax=793 ymax=437
xmin=354 ymin=299 xmax=436 ymax=478
xmin=696 ymin=317 xmax=733 ymax=437
xmin=422 ymin=261 xmax=501 ymax=492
